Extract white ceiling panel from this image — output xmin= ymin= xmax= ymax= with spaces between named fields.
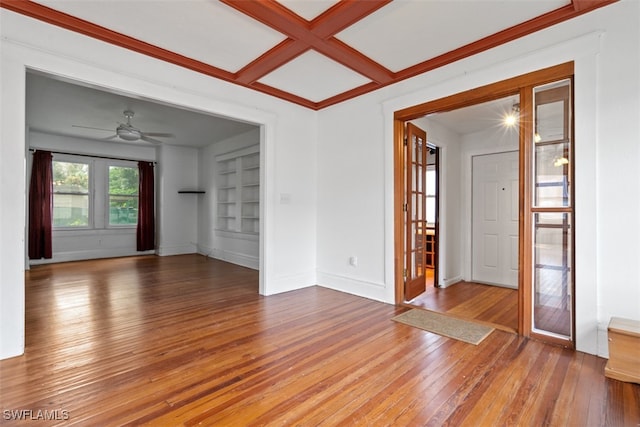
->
xmin=277 ymin=0 xmax=339 ymax=21
xmin=426 ymin=94 xmax=520 ymax=135
xmin=257 ymin=50 xmax=371 ymax=103
xmin=336 ymin=0 xmax=570 ymax=72
xmin=35 ymin=0 xmax=287 ymax=72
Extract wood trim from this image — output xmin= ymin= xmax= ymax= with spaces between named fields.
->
xmin=393 ymin=63 xmax=575 ymax=346
xmin=530 ymin=330 xmax=573 ymax=347
xmin=393 ymin=119 xmax=405 ymax=303
xmin=235 ymin=39 xmax=309 ymax=85
xmin=519 ymin=86 xmax=534 ymax=338
xmin=395 ymin=62 xmax=574 ymax=121
xmin=222 ymin=0 xmax=394 ymax=84
xmin=0 ymin=0 xmax=615 ymax=110
xmin=531 ymin=207 xmax=573 ymax=213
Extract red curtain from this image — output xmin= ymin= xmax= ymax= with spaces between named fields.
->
xmin=28 ymin=150 xmax=53 ymax=259
xmin=137 ymin=161 xmax=155 ymax=251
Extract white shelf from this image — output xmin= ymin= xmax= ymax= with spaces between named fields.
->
xmin=216 ymin=147 xmax=259 ymax=234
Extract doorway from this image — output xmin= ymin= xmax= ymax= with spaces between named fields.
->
xmin=471 ymin=150 xmax=519 ymax=289
xmin=402 ymin=116 xmax=520 ymax=333
xmin=393 ymin=62 xmax=576 ymax=347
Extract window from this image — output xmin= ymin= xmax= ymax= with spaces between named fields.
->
xmin=53 ymin=160 xmax=90 ymax=227
xmin=531 ymin=78 xmax=574 ymax=341
xmin=50 ymin=156 xmax=140 ymax=230
xmin=108 ymin=166 xmax=139 ymax=226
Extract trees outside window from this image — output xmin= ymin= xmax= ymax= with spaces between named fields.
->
xmin=108 ymin=166 xmax=138 ymax=226
xmin=53 ymin=161 xmax=90 ymax=227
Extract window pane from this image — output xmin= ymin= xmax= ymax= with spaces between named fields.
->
xmin=109 ymin=166 xmax=139 ymax=226
xmin=109 ymin=166 xmax=139 ymax=195
xmin=53 ymin=161 xmax=89 ymax=193
xmin=534 ymin=142 xmax=570 ymax=207
xmin=426 ymin=197 xmax=435 ymax=224
xmin=53 ymin=161 xmax=90 ymax=227
xmin=109 ymin=195 xmax=138 ymax=225
xmin=533 ymin=213 xmax=572 ymax=338
xmin=426 ymin=169 xmax=436 ymax=196
xmin=53 ymin=194 xmax=89 ymax=227
xmin=533 ymin=79 xmax=571 ymax=208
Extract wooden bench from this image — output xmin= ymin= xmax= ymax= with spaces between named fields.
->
xmin=604 ymin=317 xmax=640 ymax=384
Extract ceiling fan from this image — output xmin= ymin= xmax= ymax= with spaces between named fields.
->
xmin=73 ymin=110 xmax=174 ymax=144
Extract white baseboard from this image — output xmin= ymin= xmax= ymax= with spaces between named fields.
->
xmin=265 ymin=270 xmax=316 ymax=295
xmin=316 ymin=271 xmax=392 ymax=304
xmin=200 ymin=246 xmax=259 ymax=270
xmin=157 ymin=243 xmax=197 ymax=257
xmin=30 ymin=248 xmax=155 ymax=265
xmin=440 ymin=275 xmax=464 ymax=288
xmin=597 ymin=325 xmax=609 ymax=358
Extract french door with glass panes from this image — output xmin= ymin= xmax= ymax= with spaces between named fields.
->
xmin=404 ymin=123 xmax=428 ymax=301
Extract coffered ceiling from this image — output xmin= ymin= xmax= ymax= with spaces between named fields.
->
xmin=3 ymin=0 xmax=616 ymax=110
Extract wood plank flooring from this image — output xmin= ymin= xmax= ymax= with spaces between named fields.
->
xmin=1 ymin=254 xmax=638 ymax=426
xmin=409 ymin=279 xmax=519 ymax=333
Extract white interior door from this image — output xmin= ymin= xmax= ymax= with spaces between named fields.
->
xmin=472 ymin=151 xmax=519 ymax=288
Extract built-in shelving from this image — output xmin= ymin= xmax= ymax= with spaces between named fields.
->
xmin=216 ymin=145 xmax=259 ymax=234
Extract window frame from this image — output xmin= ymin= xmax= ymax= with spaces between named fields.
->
xmin=51 ymin=154 xmax=93 ymax=230
xmin=50 ymin=155 xmax=141 ymax=231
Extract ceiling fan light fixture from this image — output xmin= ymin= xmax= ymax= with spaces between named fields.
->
xmin=117 ymin=126 xmax=142 ymax=141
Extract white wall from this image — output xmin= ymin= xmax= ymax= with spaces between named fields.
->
xmin=156 ymin=144 xmax=199 ymax=256
xmin=316 ymin=94 xmax=388 ymax=301
xmin=317 ymin=0 xmax=640 ymax=356
xmin=0 ymin=10 xmax=318 ymax=359
xmin=198 ymin=128 xmax=260 ymax=269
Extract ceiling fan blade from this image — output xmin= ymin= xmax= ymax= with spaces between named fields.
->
xmin=103 ymin=135 xmax=118 ymax=140
xmin=143 ymin=132 xmax=174 ymax=138
xmin=72 ymin=124 xmax=114 ymax=132
xmin=141 ymin=135 xmax=163 ymax=144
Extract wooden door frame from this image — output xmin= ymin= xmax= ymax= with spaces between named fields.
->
xmin=393 ymin=62 xmax=574 ymax=339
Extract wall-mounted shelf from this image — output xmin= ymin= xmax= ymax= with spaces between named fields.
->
xmin=178 ymin=190 xmax=206 ymax=194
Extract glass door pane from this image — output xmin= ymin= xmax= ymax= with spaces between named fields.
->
xmin=535 ymin=142 xmax=570 ymax=207
xmin=410 ymin=138 xmax=426 ymax=279
xmin=533 ymin=213 xmax=572 ymax=337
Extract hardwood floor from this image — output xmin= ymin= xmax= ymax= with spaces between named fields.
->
xmin=1 ymin=255 xmax=638 ymax=426
xmin=409 ymin=277 xmax=519 ymax=333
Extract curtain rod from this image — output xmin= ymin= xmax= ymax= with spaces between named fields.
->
xmin=29 ymin=148 xmax=156 ymax=164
